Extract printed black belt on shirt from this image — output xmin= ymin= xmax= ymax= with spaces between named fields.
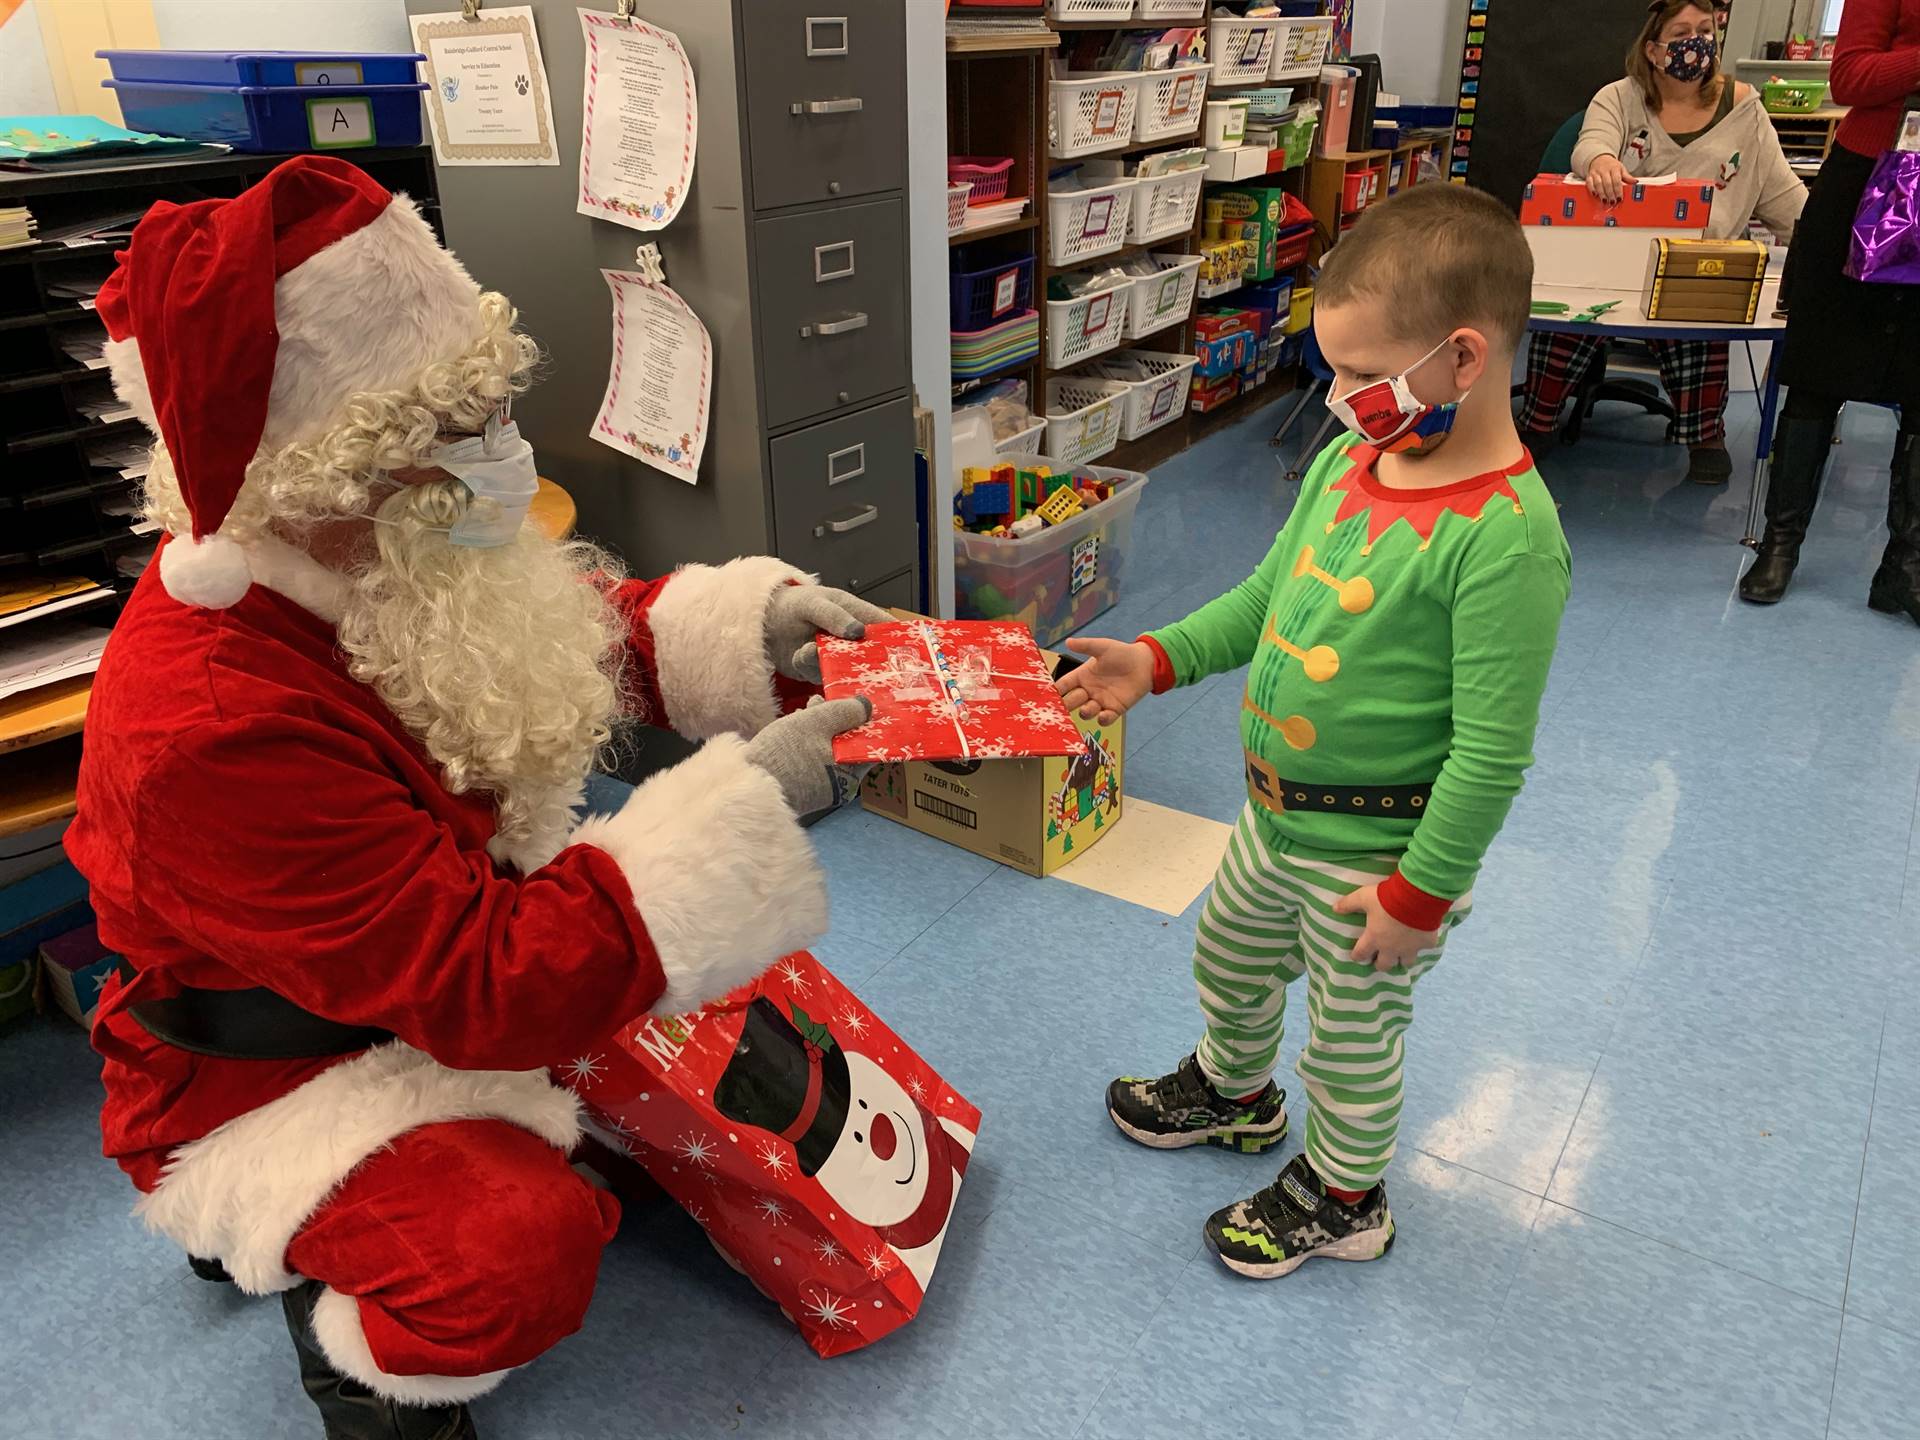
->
xmin=118 ymin=958 xmax=394 ymax=1061
xmin=1244 ymin=749 xmax=1434 ymax=818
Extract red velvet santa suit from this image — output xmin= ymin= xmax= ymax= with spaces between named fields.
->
xmin=63 ymin=157 xmax=827 ymax=1406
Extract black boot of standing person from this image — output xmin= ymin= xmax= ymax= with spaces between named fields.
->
xmin=1739 ymin=397 xmax=1839 ymax=604
xmin=281 ymin=1282 xmax=477 ymax=1440
xmin=1868 ymin=431 xmax=1920 ymax=625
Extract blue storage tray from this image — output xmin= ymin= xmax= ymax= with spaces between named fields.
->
xmin=103 ymin=79 xmax=427 ymax=153
xmin=97 ymin=50 xmax=423 ymax=88
xmin=949 ymin=253 xmax=1035 ymax=331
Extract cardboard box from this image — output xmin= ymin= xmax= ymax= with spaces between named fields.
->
xmin=1212 ymin=183 xmax=1297 ymax=282
xmin=859 ymin=645 xmax=1124 ymax=878
xmin=1521 ymin=173 xmax=1717 ymax=229
xmin=1205 ymin=145 xmax=1271 ymax=183
xmin=39 ymin=922 xmax=118 ymax=1029
xmin=1642 ymin=236 xmax=1768 ymax=323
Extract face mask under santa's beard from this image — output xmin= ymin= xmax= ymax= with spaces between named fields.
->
xmin=335 ymin=479 xmax=628 ymax=873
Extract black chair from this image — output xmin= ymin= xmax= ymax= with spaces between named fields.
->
xmin=1516 ymin=111 xmax=1677 ymax=445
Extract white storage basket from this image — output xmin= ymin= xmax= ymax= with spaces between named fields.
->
xmin=1091 ymin=349 xmax=1200 ymax=440
xmin=1046 ymin=177 xmax=1136 ymax=265
xmin=1046 ymin=281 xmax=1131 ymax=370
xmin=1269 ymin=17 xmax=1336 ymax=81
xmin=1132 ymin=0 xmax=1206 ymax=16
xmin=1207 ymin=17 xmax=1280 ymax=87
xmin=1043 ymin=377 xmax=1127 ymax=466
xmin=1122 ymin=253 xmax=1202 ymax=340
xmin=1046 ymin=0 xmax=1134 ymax=17
xmin=994 ymin=417 xmax=1047 ymax=456
xmin=1204 ymin=98 xmax=1249 ymax=149
xmin=1049 ymin=72 xmax=1140 ymax=158
xmin=947 ymin=182 xmax=972 ymax=236
xmin=1133 ymin=63 xmax=1211 ymax=143
xmin=1127 ymin=163 xmax=1205 ymax=244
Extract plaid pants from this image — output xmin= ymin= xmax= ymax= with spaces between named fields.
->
xmin=1518 ymin=332 xmax=1731 ymax=446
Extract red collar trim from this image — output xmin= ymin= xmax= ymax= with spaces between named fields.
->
xmin=1328 ymin=444 xmax=1533 ymax=548
xmin=1344 ymin=443 xmax=1534 ymax=501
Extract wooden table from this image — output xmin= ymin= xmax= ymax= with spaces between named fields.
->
xmin=0 ymin=478 xmax=580 ymax=839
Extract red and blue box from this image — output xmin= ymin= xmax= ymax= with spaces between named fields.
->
xmin=1521 ymin=173 xmax=1716 ymax=229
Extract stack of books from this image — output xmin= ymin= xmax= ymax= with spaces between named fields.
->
xmin=0 ymin=205 xmax=35 ymax=250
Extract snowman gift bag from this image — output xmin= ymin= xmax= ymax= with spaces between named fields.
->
xmin=555 ymin=951 xmax=982 ymax=1357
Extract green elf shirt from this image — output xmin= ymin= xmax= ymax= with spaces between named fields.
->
xmin=1145 ymin=435 xmax=1570 ymax=930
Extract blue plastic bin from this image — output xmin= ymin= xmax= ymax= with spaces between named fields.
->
xmin=97 ymin=50 xmax=423 ymax=88
xmin=103 ymin=78 xmax=427 ymax=153
xmin=949 ymin=253 xmax=1035 ymax=331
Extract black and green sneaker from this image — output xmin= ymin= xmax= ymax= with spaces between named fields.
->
xmin=1204 ymin=1153 xmax=1394 ymax=1280
xmin=1106 ymin=1053 xmax=1289 ymax=1153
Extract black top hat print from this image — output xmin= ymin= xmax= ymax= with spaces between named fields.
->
xmin=713 ymin=996 xmax=851 ymax=1177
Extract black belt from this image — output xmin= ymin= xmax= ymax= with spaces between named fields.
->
xmin=1245 ymin=751 xmax=1433 ymax=818
xmin=119 ymin=958 xmax=394 ymax=1061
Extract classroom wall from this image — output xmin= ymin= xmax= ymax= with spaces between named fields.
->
xmin=903 ymin=0 xmax=954 ymax=616
xmin=1357 ymin=0 xmax=1469 ymax=106
xmin=149 ymin=0 xmax=410 ymax=50
xmin=1 ymin=1 xmax=61 ymax=114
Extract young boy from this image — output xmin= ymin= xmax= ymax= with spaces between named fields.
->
xmin=1058 ymin=184 xmax=1568 ymax=1278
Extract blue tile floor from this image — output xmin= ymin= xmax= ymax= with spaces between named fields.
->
xmin=5 ymin=392 xmax=1918 ymax=1439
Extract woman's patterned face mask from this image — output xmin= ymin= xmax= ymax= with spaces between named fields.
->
xmin=1663 ymin=34 xmax=1716 ymax=83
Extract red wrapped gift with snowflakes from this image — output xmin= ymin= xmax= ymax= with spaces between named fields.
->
xmin=554 ymin=951 xmax=981 ymax=1357
xmin=817 ymin=618 xmax=1085 ymax=765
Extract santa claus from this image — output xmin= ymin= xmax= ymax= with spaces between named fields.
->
xmin=64 ymin=156 xmax=885 ymax=1438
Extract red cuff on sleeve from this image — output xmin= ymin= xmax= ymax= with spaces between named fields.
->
xmin=1377 ymin=869 xmax=1452 ymax=932
xmin=1137 ymin=635 xmax=1177 ymax=695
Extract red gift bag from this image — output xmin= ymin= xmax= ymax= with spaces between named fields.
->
xmin=554 ymin=952 xmax=982 ymax=1357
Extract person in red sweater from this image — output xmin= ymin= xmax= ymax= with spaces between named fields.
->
xmin=1742 ymin=0 xmax=1920 ymax=619
xmin=64 ymin=156 xmax=880 ymax=1438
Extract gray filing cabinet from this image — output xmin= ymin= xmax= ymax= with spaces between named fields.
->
xmin=407 ymin=0 xmax=917 ymax=602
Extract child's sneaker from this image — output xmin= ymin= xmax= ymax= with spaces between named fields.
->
xmin=1106 ymin=1053 xmax=1288 ymax=1152
xmin=1204 ymin=1154 xmax=1394 ymax=1279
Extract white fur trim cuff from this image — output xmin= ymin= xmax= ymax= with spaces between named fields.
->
xmin=311 ymin=1286 xmax=512 ymax=1406
xmin=135 ymin=1043 xmax=581 ymax=1295
xmin=569 ymin=734 xmax=827 ymax=1017
xmin=647 ymin=556 xmax=809 ymax=740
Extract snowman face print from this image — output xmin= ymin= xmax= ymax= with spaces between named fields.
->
xmin=813 ymin=1052 xmax=929 ymax=1228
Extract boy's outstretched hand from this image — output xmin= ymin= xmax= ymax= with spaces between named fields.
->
xmin=1055 ymin=637 xmax=1155 ymax=725
xmin=1333 ymin=884 xmax=1440 ymax=972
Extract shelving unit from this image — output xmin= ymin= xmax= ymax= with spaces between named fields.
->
xmin=1767 ymin=106 xmax=1848 ymax=179
xmin=0 ymin=148 xmax=442 ymax=839
xmin=1304 ymin=135 xmax=1448 ymax=256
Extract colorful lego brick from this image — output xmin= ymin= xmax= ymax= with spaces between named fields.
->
xmin=971 ymin=478 xmax=1012 ymax=518
xmin=1010 ymin=513 xmax=1044 ymax=538
xmin=1042 ymin=471 xmax=1074 ymax=499
xmin=1036 ymin=488 xmax=1084 ymax=526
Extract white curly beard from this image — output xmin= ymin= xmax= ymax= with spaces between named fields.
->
xmin=336 ymin=482 xmax=628 ymax=874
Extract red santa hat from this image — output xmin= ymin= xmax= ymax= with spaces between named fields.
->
xmin=98 ymin=155 xmax=487 ymax=609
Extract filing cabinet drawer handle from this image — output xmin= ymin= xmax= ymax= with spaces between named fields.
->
xmin=791 ymin=97 xmax=864 ymax=116
xmin=815 ymin=505 xmax=878 ymax=537
xmin=827 ymin=443 xmax=866 ymax=485
xmin=801 ymin=311 xmax=869 ymax=338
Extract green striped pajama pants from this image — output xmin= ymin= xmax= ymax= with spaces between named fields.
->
xmin=1192 ymin=806 xmax=1468 ymax=1191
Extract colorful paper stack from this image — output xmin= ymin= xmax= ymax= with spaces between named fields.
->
xmin=951 ymin=309 xmax=1039 ymax=379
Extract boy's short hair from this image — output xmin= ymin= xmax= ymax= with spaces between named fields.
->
xmin=1316 ymin=183 xmax=1533 ymax=353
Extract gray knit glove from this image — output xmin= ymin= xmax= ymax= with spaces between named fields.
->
xmin=743 ymin=696 xmax=874 ymax=815
xmin=765 ymin=586 xmax=893 ymax=683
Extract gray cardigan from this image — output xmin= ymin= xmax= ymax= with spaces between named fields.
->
xmin=1571 ymin=78 xmax=1808 ymax=243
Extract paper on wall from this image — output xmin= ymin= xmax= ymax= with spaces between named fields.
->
xmin=576 ymin=8 xmax=697 ymax=231
xmin=589 ymin=269 xmax=710 ymax=484
xmin=411 ymin=5 xmax=560 ymax=166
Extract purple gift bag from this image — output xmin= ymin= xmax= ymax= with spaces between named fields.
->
xmin=1845 ymin=139 xmax=1920 ymax=286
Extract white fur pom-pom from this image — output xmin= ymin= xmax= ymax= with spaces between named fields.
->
xmin=158 ymin=533 xmax=252 ymax=610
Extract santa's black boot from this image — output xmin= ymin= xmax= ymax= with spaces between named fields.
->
xmin=281 ymin=1281 xmax=478 ymax=1440
xmin=1740 ymin=403 xmax=1838 ymax=605
xmin=1868 ymin=432 xmax=1920 ymax=627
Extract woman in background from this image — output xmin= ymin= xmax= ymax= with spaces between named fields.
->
xmin=1517 ymin=0 xmax=1806 ymax=485
xmin=1740 ymin=0 xmax=1920 ymax=621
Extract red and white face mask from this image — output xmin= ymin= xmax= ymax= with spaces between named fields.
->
xmin=1325 ymin=334 xmax=1470 ymax=451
